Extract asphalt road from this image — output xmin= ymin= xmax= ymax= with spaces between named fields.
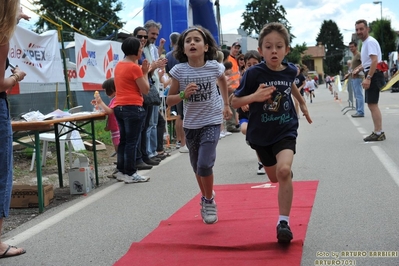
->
xmin=3 ymin=86 xmax=399 ymax=266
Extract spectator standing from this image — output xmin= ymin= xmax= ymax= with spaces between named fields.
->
xmin=133 ymin=26 xmax=160 ymax=170
xmin=348 ymin=41 xmax=364 ymax=118
xmin=113 ymin=37 xmax=151 ymax=183
xmin=352 ymin=19 xmax=385 ymax=141
xmin=226 ymin=42 xmax=241 ymax=132
xmin=236 ymin=53 xmax=245 ymax=76
xmin=0 ymin=2 xmax=28 ymax=258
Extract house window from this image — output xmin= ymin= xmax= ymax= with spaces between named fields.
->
xmin=303 ymin=60 xmax=315 ymax=71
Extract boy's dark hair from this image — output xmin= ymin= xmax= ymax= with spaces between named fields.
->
xmin=102 ymin=78 xmax=115 ymax=96
xmin=244 ymin=50 xmax=262 ymax=63
xmin=174 ymin=25 xmax=218 ymax=63
xmin=223 ymin=61 xmax=233 ymax=71
xmin=121 ymin=37 xmax=141 ymax=56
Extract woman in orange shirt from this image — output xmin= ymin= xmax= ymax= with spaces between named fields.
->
xmin=113 ymin=37 xmax=152 ymax=184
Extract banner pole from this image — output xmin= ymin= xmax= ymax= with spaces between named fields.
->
xmin=58 ymin=19 xmax=71 ymax=109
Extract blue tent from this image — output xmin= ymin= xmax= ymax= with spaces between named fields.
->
xmin=143 ymin=0 xmax=219 ymax=52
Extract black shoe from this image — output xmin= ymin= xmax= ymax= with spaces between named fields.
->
xmin=363 ymin=132 xmax=386 ymax=142
xmin=155 ymin=154 xmax=166 ymax=160
xmin=277 ymin=220 xmax=293 ymax=243
xmin=136 ymin=162 xmax=153 ymax=170
xmin=227 ymin=127 xmax=240 ymax=133
xmin=150 ymin=156 xmax=162 ymax=162
xmin=143 ymin=158 xmax=160 ymax=166
xmin=351 ymin=113 xmax=364 ymax=118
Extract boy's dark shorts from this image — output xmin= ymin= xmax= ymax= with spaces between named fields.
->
xmin=249 ymin=137 xmax=296 ymax=167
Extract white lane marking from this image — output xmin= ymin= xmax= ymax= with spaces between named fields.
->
xmin=357 ymin=127 xmax=368 ymax=135
xmin=5 ymin=152 xmax=182 ymax=245
xmin=347 ymin=113 xmax=369 ymax=135
xmin=5 ymin=182 xmax=124 ymax=246
xmin=371 ymin=146 xmax=399 ymax=188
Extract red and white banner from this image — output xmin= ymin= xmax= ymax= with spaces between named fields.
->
xmin=8 ymin=26 xmax=64 ymax=83
xmin=75 ymin=33 xmax=123 ymax=83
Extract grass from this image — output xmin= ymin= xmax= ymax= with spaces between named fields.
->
xmin=19 ymin=120 xmax=111 ymax=162
xmin=82 ymin=120 xmax=112 ymax=145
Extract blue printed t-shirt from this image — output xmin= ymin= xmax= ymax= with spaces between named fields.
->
xmin=234 ymin=62 xmax=299 ymax=146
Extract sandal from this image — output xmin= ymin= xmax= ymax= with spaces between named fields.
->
xmin=0 ymin=245 xmax=26 ymax=259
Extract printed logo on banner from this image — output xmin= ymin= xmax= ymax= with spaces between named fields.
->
xmin=103 ymin=45 xmax=113 ymax=79
xmin=77 ymin=40 xmax=98 ymax=78
xmin=77 ymin=40 xmax=89 ymax=78
xmin=9 ymin=42 xmax=51 ymax=68
xmin=103 ymin=45 xmax=119 ymax=79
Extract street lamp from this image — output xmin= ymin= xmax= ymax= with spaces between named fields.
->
xmin=373 ymin=1 xmax=383 ymax=58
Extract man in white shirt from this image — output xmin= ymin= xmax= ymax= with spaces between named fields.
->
xmin=352 ymin=19 xmax=385 ymax=141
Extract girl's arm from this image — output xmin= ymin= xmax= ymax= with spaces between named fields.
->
xmin=166 ymin=77 xmax=182 ymax=107
xmin=217 ymin=73 xmax=233 ymax=120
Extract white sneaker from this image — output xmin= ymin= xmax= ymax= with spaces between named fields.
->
xmin=179 ymin=145 xmax=189 ymax=153
xmin=219 ymin=131 xmax=226 ymax=139
xmin=175 ymin=141 xmax=181 ymax=149
xmin=257 ymin=163 xmax=265 ymax=175
xmin=224 ymin=131 xmax=233 ymax=136
xmin=114 ymin=171 xmax=125 ymax=182
xmin=124 ymin=173 xmax=150 ymax=184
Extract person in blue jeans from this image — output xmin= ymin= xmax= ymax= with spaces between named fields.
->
xmin=0 ymin=2 xmax=28 ymax=258
xmin=113 ymin=37 xmax=151 ymax=183
xmin=348 ymin=41 xmax=364 ymax=117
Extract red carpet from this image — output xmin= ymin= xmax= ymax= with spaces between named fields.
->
xmin=114 ymin=181 xmax=318 ymax=266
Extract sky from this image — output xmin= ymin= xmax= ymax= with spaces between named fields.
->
xmin=20 ymin=0 xmax=399 ymax=48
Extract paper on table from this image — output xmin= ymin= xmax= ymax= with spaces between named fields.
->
xmin=46 ymin=109 xmax=71 ymax=118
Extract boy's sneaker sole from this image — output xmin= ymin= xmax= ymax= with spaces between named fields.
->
xmin=277 ymin=221 xmax=293 ymax=243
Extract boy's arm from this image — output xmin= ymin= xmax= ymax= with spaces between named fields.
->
xmin=291 ymin=83 xmax=312 ymax=124
xmin=291 ymin=83 xmax=305 ymax=104
xmin=231 ymin=84 xmax=275 ymax=109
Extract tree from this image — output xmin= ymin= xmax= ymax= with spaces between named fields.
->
xmin=240 ymin=0 xmax=292 ymax=39
xmin=285 ymin=43 xmax=311 ymax=64
xmin=316 ymin=20 xmax=345 ymax=75
xmin=369 ymin=19 xmax=398 ymax=61
xmin=32 ymin=0 xmax=124 ymax=41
